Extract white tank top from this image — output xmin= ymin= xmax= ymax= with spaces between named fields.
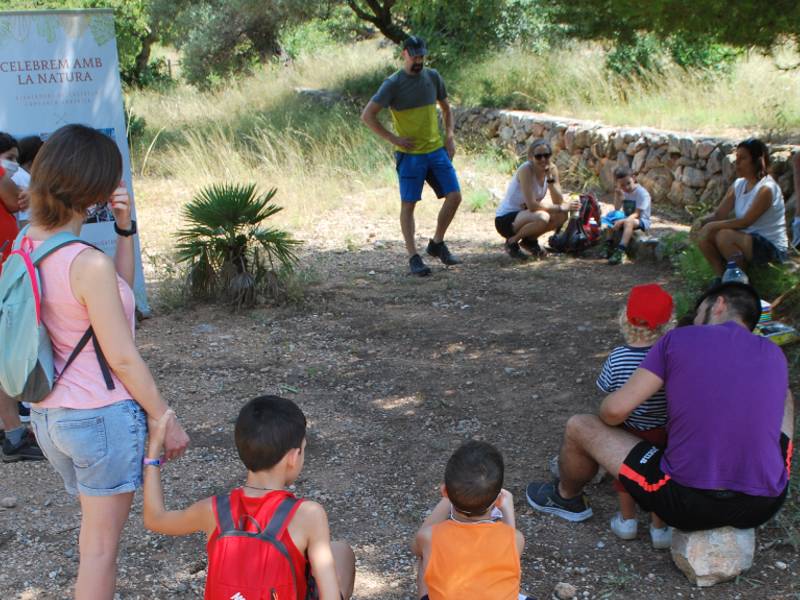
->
xmin=733 ymin=176 xmax=788 ymax=251
xmin=496 ymin=162 xmax=547 ymax=217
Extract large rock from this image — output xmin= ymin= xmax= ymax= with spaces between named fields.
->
xmin=682 ymin=166 xmax=707 ymax=188
xmin=632 ymin=147 xmax=648 ymax=173
xmin=707 ymin=148 xmax=723 ymax=174
xmin=697 ymin=140 xmax=717 ymax=160
xmin=671 ymin=527 xmax=755 ymax=587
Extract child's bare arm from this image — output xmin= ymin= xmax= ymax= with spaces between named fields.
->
xmin=143 ymin=411 xmax=216 ymax=536
xmin=613 ymin=187 xmax=623 ymax=211
xmin=514 ymin=530 xmax=525 ymax=556
xmin=411 ymin=497 xmax=450 ymax=556
xmin=496 ymin=488 xmax=516 ymax=528
xmin=303 ymin=502 xmax=342 ymax=600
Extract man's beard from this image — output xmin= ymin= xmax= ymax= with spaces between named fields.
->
xmin=411 ymin=63 xmax=423 ymax=73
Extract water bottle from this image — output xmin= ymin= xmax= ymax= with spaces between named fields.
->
xmin=721 ymin=260 xmax=749 ymax=284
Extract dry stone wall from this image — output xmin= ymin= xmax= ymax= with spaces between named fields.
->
xmin=454 ymin=108 xmax=798 ymax=209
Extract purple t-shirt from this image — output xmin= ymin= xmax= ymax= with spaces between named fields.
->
xmin=640 ymin=321 xmax=788 ymax=496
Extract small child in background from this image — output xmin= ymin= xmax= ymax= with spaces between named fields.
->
xmin=13 ymin=135 xmax=44 ymax=228
xmin=607 ymin=166 xmax=652 ymax=265
xmin=143 ymin=395 xmax=355 ymax=600
xmin=411 ymin=440 xmax=532 ymax=600
xmin=597 ymin=284 xmax=674 ymax=549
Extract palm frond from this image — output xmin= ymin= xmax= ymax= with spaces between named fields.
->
xmin=173 ymin=182 xmax=301 ymax=307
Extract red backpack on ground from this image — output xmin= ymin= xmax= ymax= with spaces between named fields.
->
xmin=548 ymin=193 xmax=602 ymax=254
xmin=205 ymin=492 xmax=318 ymax=600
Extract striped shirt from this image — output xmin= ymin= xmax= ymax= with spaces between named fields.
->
xmin=596 ymin=346 xmax=667 ymax=431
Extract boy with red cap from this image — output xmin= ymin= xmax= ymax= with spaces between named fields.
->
xmin=596 ymin=284 xmax=673 ymax=548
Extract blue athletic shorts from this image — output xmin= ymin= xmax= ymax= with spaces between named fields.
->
xmin=395 ymin=147 xmax=460 ymax=202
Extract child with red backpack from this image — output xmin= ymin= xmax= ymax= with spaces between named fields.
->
xmin=143 ymin=396 xmax=355 ymax=600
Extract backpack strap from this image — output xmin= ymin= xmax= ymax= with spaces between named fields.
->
xmin=214 ymin=494 xmax=237 ymax=534
xmin=55 ymin=327 xmax=116 ymax=391
xmin=260 ymin=496 xmax=303 ymax=597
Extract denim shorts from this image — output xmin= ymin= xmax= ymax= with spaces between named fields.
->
xmin=31 ymin=400 xmax=147 ymax=496
xmin=395 ymin=147 xmax=460 ymax=202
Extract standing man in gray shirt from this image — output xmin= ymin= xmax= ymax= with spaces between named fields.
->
xmin=361 ymin=36 xmax=463 ymax=276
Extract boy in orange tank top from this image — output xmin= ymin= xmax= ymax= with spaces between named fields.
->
xmin=411 ymin=441 xmax=533 ymax=600
xmin=142 ymin=395 xmax=355 ymax=600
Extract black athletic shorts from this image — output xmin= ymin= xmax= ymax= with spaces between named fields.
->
xmin=495 ymin=211 xmax=519 ymax=239
xmin=618 ymin=433 xmax=792 ymax=531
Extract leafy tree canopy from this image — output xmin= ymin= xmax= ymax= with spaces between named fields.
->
xmin=544 ymin=0 xmax=800 ymax=49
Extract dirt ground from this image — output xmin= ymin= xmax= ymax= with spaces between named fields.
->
xmin=1 ymin=191 xmax=798 ymax=599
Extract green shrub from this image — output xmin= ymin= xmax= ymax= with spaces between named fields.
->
xmin=466 ymin=189 xmax=494 ymax=212
xmin=175 ymin=183 xmax=302 ymax=309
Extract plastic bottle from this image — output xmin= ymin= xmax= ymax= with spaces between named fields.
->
xmin=721 ymin=260 xmax=749 ymax=284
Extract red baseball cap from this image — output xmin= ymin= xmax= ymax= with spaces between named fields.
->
xmin=627 ymin=284 xmax=673 ymax=329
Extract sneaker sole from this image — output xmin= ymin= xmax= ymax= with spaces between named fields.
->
xmin=526 ymin=489 xmax=594 ymax=522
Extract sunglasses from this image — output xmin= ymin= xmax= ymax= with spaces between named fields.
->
xmin=533 ymin=153 xmax=552 ymax=160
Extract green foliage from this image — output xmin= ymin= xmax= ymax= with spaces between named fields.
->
xmin=606 ymin=33 xmax=740 ymax=79
xmin=495 ymin=0 xmax=566 ymax=50
xmin=281 ymin=20 xmax=335 ymax=58
xmin=658 ymin=232 xmax=713 ymax=317
xmin=465 ymin=189 xmax=494 ymax=212
xmin=176 ymin=0 xmax=327 ymax=87
xmin=403 ymin=0 xmax=508 ymax=64
xmin=175 ymin=183 xmax=302 ymax=308
xmin=605 ymin=33 xmax=665 ymax=78
xmin=749 ymin=264 xmax=800 ymax=303
xmin=544 ymin=0 xmax=800 ymax=50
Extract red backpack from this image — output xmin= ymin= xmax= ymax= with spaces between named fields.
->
xmin=548 ymin=193 xmax=602 ymax=254
xmin=205 ymin=493 xmax=318 ymax=600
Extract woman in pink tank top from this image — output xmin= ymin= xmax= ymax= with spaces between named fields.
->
xmin=26 ymin=125 xmax=190 ymax=600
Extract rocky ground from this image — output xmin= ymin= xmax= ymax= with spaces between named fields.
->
xmin=1 ymin=198 xmax=798 ymax=599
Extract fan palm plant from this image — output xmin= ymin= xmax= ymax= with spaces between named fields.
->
xmin=175 ymin=183 xmax=301 ymax=308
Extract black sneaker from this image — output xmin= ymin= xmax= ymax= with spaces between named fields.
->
xmin=409 ymin=254 xmax=432 ymax=276
xmin=2 ymin=435 xmax=45 ymax=463
xmin=18 ymin=403 xmax=30 ymax=423
xmin=526 ymin=480 xmax=593 ymax=522
xmin=504 ymin=240 xmax=526 ymax=260
xmin=520 ymin=237 xmax=546 ymax=258
xmin=426 ymin=239 xmax=462 ymax=265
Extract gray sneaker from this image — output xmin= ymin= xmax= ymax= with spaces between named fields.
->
xmin=426 ymin=239 xmax=461 ymax=265
xmin=526 ymin=480 xmax=593 ymax=522
xmin=409 ymin=254 xmax=431 ymax=276
xmin=2 ymin=435 xmax=45 ymax=463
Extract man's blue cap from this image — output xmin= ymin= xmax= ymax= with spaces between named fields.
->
xmin=403 ymin=36 xmax=428 ymax=57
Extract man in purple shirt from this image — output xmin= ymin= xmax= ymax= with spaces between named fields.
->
xmin=526 ymin=282 xmax=794 ymax=531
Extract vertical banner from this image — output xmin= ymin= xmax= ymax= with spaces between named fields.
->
xmin=0 ymin=8 xmax=150 ymax=314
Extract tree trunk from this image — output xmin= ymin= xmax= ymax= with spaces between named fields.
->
xmin=346 ymin=0 xmax=407 ymax=45
xmin=133 ymin=30 xmax=158 ymax=84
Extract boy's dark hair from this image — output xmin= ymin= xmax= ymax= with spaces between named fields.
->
xmin=695 ymin=281 xmax=761 ymax=331
xmin=235 ymin=395 xmax=307 ymax=472
xmin=17 ymin=135 xmax=44 ymax=167
xmin=0 ymin=132 xmax=19 ymax=155
xmin=614 ymin=165 xmax=633 ymax=179
xmin=737 ymin=138 xmax=770 ymax=178
xmin=444 ymin=440 xmax=504 ymax=516
xmin=30 ymin=124 xmax=122 ymax=228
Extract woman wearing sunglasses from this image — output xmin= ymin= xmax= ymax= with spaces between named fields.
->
xmin=495 ymin=139 xmax=579 ymax=259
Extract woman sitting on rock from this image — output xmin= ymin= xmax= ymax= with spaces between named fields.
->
xmin=494 ymin=139 xmax=578 ymax=259
xmin=696 ymin=138 xmax=788 ymax=281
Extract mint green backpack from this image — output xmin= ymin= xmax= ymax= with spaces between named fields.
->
xmin=0 ymin=227 xmax=114 ymax=403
